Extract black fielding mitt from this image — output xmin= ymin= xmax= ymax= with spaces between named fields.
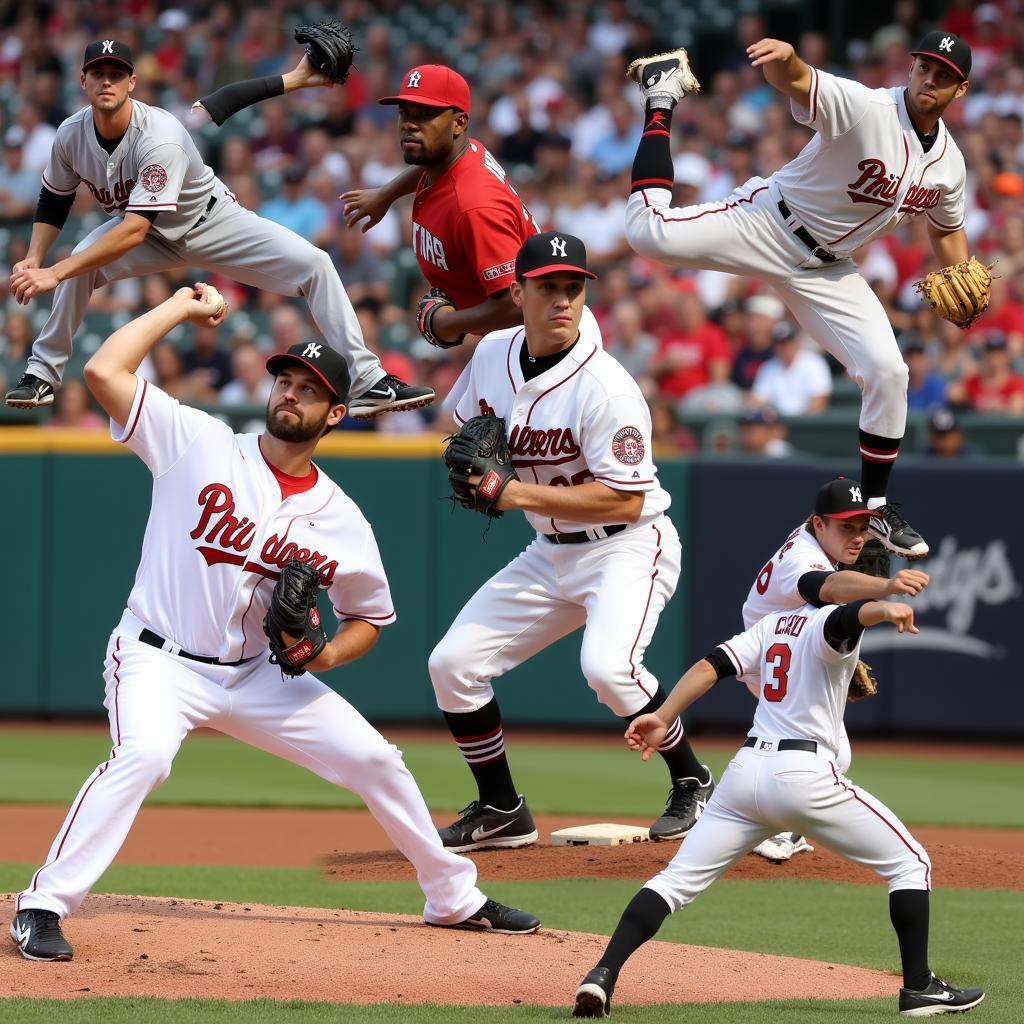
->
xmin=443 ymin=415 xmax=519 ymax=518
xmin=294 ymin=21 xmax=358 ymax=84
xmin=264 ymin=559 xmax=328 ymax=675
xmin=842 ymin=538 xmax=891 ymax=579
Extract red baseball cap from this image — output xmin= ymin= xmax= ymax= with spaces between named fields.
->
xmin=379 ymin=65 xmax=471 ymax=115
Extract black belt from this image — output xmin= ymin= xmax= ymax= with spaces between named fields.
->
xmin=192 ymin=195 xmax=217 ymax=230
xmin=543 ymin=524 xmax=628 ymax=545
xmin=139 ymin=627 xmax=256 ymax=667
xmin=777 ymin=198 xmax=837 ymax=262
xmin=744 ymin=736 xmax=818 ymax=753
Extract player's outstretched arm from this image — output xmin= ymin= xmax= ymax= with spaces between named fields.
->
xmin=926 ymin=221 xmax=971 ymax=267
xmin=858 ymin=600 xmax=918 ymax=634
xmin=10 ymin=213 xmax=152 ymax=305
xmin=341 ymin=167 xmax=422 ymax=233
xmin=747 ymin=38 xmax=813 ymax=109
xmin=627 ymin=659 xmax=720 ymax=760
xmin=84 ymin=283 xmax=227 ymax=424
xmin=819 ymin=567 xmax=929 ymax=604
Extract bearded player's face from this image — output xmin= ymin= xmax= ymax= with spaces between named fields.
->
xmin=397 ymin=101 xmax=465 ymax=165
xmin=265 ymin=368 xmax=342 ymax=442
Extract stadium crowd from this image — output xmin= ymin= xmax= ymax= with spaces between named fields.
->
xmin=1 ymin=0 xmax=1024 ymax=454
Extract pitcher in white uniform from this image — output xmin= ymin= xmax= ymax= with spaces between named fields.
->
xmin=429 ymin=233 xmax=713 ymax=853
xmin=623 ymin=31 xmax=979 ymax=562
xmin=9 ymin=283 xmax=539 ymax=964
xmin=571 ymin=597 xmax=984 ymax=1020
xmin=5 ymin=38 xmax=431 ymax=420
xmin=742 ymin=477 xmax=929 ymax=862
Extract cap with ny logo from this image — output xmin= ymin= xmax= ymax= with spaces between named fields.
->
xmin=266 ymin=342 xmax=351 ymax=403
xmin=83 ymin=39 xmax=135 ymax=72
xmin=515 ymin=231 xmax=598 ymax=280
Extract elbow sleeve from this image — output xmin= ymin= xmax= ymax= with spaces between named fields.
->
xmin=797 ymin=570 xmax=833 ymax=606
xmin=703 ymin=647 xmax=736 ymax=682
xmin=34 ymin=187 xmax=75 ymax=229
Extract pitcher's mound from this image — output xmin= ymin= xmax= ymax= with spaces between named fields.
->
xmin=1 ymin=894 xmax=897 ymax=1006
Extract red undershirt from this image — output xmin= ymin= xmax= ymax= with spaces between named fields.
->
xmin=259 ymin=436 xmax=319 ymax=499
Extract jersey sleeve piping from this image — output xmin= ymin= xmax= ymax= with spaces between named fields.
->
xmin=720 ymin=641 xmax=744 ymax=676
xmin=41 ymin=172 xmax=78 ymax=195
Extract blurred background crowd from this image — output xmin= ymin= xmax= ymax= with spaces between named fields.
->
xmin=1 ymin=0 xmax=1023 ymax=457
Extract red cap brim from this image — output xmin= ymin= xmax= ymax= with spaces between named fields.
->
xmin=378 ymin=93 xmax=465 ymax=111
xmin=265 ymin=354 xmax=342 ymax=400
xmin=825 ymin=509 xmax=881 ymax=519
xmin=520 ymin=263 xmax=597 ymax=280
xmin=910 ymin=50 xmax=967 ymax=80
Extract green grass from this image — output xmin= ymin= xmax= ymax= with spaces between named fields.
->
xmin=1 ymin=729 xmax=1021 ymax=827
xmin=2 ymin=863 xmax=1017 ymax=1021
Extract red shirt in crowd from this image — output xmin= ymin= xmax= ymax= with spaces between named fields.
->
xmin=411 ymin=139 xmax=539 ymax=308
xmin=655 ymin=322 xmax=732 ymax=399
xmin=964 ymin=372 xmax=1024 ymax=411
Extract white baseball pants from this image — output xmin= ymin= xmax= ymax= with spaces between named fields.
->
xmin=625 ymin=183 xmax=908 ymax=439
xmin=17 ymin=615 xmax=484 ymax=926
xmin=430 ymin=518 xmax=681 ymax=717
xmin=644 ymin=743 xmax=931 ymax=913
xmin=27 ymin=192 xmax=385 ymax=396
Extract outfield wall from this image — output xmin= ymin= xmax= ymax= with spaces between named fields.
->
xmin=1 ymin=433 xmax=1021 ymax=735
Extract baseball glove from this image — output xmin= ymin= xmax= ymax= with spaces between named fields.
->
xmin=842 ymin=538 xmax=891 ymax=579
xmin=848 ymin=659 xmax=879 ymax=702
xmin=263 ymin=559 xmax=327 ymax=676
xmin=417 ymin=287 xmax=465 ymax=350
xmin=294 ymin=21 xmax=358 ymax=85
xmin=915 ymin=256 xmax=994 ymax=329
xmin=443 ymin=415 xmax=519 ymax=518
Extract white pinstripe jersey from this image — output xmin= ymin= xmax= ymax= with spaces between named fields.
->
xmin=719 ymin=603 xmax=860 ymax=758
xmin=110 ymin=379 xmax=395 ymax=661
xmin=43 ymin=100 xmax=217 ymax=241
xmin=454 ymin=330 xmax=670 ymax=534
xmin=771 ymin=72 xmax=966 ymax=257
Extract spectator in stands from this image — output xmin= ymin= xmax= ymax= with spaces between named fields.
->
xmin=731 ymin=294 xmax=783 ymax=391
xmin=258 ymin=165 xmax=329 ymax=241
xmin=330 ymin=223 xmax=389 ymax=306
xmin=902 ymin=332 xmax=948 ymax=410
xmin=13 ymin=100 xmax=55 ymax=174
xmin=750 ymin=322 xmax=832 ymax=416
xmin=2 ymin=310 xmax=32 ymax=368
xmin=604 ymin=298 xmax=657 ymax=387
xmin=269 ymin=304 xmax=308 ymax=355
xmin=738 ymin=405 xmax=794 ymax=458
xmin=182 ymin=324 xmax=233 ymax=394
xmin=219 ymin=342 xmax=273 ymax=407
xmin=963 ymin=332 xmax=1024 ymax=414
xmin=45 ymin=378 xmax=104 ymax=429
xmin=0 ymin=127 xmax=40 ymax=220
xmin=251 ymin=99 xmax=301 ymax=172
xmin=925 ymin=407 xmax=979 ymax=458
xmin=650 ymin=289 xmax=732 ymax=401
xmin=649 ymin=396 xmax=697 ymax=457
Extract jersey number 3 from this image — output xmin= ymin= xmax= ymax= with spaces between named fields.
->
xmin=764 ymin=642 xmax=791 ymax=702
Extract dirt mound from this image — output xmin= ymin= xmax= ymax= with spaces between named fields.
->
xmin=0 ymin=894 xmax=899 ymax=1006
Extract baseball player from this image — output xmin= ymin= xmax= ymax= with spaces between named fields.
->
xmin=623 ymin=31 xmax=979 ymax=561
xmin=741 ymin=478 xmax=929 ymax=862
xmin=5 ymin=39 xmax=431 ymax=419
xmin=9 ymin=283 xmax=538 ymax=963
xmin=429 ymin=232 xmax=713 ymax=852
xmin=571 ymin=598 xmax=984 ymax=1019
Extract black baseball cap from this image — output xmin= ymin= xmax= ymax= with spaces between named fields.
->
xmin=929 ymin=407 xmax=959 ymax=433
xmin=83 ymin=39 xmax=134 ymax=73
xmin=911 ymin=31 xmax=972 ymax=80
xmin=266 ymin=342 xmax=350 ymax=404
xmin=813 ymin=477 xmax=880 ymax=520
xmin=515 ymin=232 xmax=597 ymax=280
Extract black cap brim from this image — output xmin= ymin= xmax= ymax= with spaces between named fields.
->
xmin=265 ymin=354 xmax=343 ymax=401
xmin=83 ymin=56 xmax=134 ymax=72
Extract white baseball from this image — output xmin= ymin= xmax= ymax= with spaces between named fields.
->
xmin=201 ymin=284 xmax=226 ymax=316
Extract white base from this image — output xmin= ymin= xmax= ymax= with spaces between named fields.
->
xmin=551 ymin=824 xmax=650 ymax=846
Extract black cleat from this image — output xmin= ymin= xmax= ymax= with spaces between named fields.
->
xmin=5 ymin=373 xmax=56 ymax=409
xmin=899 ymin=973 xmax=985 ymax=1017
xmin=10 ymin=909 xmax=74 ymax=961
xmin=573 ymin=965 xmax=616 ymax=1018
xmin=442 ymin=898 xmax=541 ymax=935
xmin=438 ymin=796 xmax=539 ymax=852
xmin=868 ymin=503 xmax=929 ymax=560
xmin=649 ymin=766 xmax=715 ymax=840
xmin=347 ymin=374 xmax=434 ymax=419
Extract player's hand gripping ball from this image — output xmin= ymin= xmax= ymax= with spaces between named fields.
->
xmin=443 ymin=415 xmax=519 ymax=519
xmin=293 ymin=21 xmax=358 ymax=85
xmin=417 ymin=287 xmax=465 ymax=350
xmin=263 ymin=559 xmax=328 ymax=676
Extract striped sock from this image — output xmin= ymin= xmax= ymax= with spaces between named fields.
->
xmin=859 ymin=429 xmax=902 ymax=499
xmin=443 ymin=700 xmax=519 ymax=810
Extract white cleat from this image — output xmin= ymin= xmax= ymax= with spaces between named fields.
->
xmin=626 ymin=48 xmax=701 ymax=105
xmin=753 ymin=832 xmax=814 ymax=863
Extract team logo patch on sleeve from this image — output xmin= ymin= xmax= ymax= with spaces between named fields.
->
xmin=612 ymin=426 xmax=645 ymax=465
xmin=483 ymin=260 xmax=516 ymax=282
xmin=140 ymin=164 xmax=168 ymax=193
